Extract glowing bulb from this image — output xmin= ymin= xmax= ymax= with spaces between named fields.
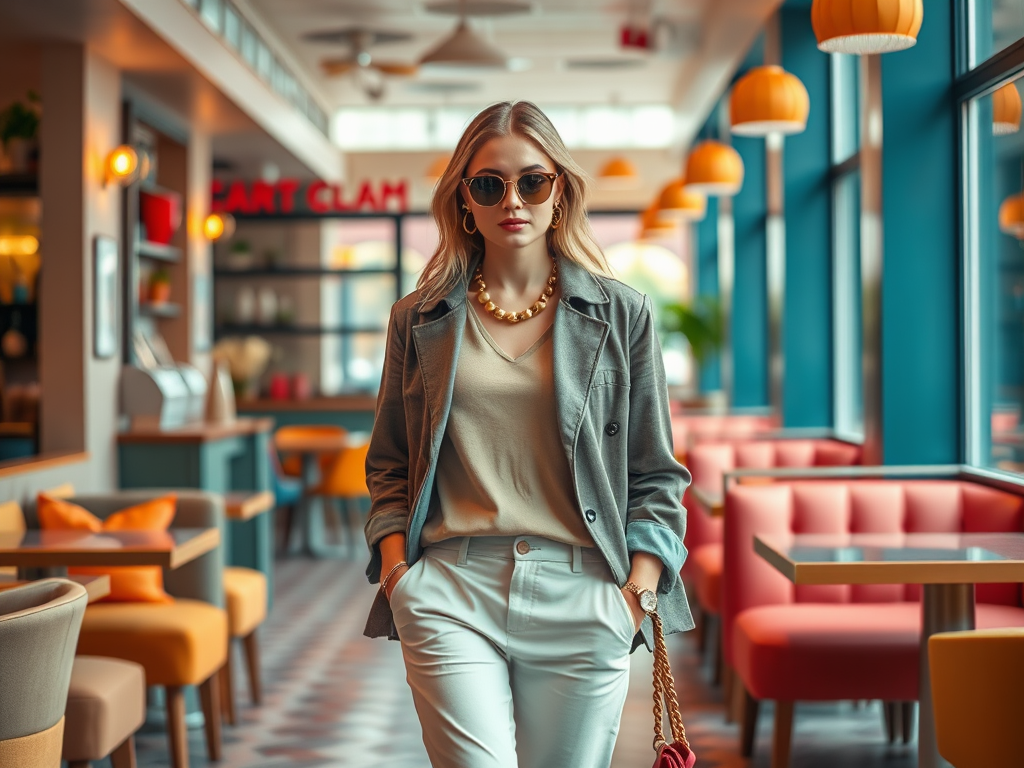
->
xmin=105 ymin=145 xmax=139 ymax=186
xmin=203 ymin=212 xmax=235 ymax=241
xmin=0 ymin=236 xmax=40 ymax=256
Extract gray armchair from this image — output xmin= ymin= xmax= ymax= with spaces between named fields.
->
xmin=0 ymin=579 xmax=88 ymax=767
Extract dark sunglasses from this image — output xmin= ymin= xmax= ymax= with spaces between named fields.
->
xmin=461 ymin=171 xmax=561 ymax=207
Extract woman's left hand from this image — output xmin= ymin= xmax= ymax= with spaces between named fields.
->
xmin=621 ymin=587 xmax=646 ymax=633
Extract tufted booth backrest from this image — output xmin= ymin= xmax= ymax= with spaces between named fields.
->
xmin=722 ymin=480 xmax=1024 ymax=665
xmin=670 ymin=414 xmax=778 ymax=456
xmin=683 ymin=440 xmax=863 ymax=553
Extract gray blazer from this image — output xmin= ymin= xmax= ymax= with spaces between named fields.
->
xmin=363 ymin=254 xmax=693 ymax=652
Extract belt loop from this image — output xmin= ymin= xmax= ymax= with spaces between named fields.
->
xmin=572 ymin=545 xmax=582 ymax=574
xmin=457 ymin=536 xmax=471 ymax=566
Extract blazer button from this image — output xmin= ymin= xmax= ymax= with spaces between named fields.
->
xmin=584 ymin=509 xmax=597 ymax=523
xmin=605 ymin=422 xmax=620 ymax=436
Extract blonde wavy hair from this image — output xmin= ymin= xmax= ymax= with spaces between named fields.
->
xmin=417 ymin=101 xmax=611 ymax=307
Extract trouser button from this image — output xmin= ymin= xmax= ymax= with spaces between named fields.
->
xmin=516 ymin=540 xmax=531 ymax=555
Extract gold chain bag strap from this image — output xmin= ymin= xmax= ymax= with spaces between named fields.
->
xmin=650 ymin=609 xmax=696 ymax=767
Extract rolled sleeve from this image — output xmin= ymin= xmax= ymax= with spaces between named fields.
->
xmin=624 ymin=294 xmax=692 ymax=593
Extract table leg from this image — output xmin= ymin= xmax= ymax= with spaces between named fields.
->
xmin=918 ymin=583 xmax=974 ymax=768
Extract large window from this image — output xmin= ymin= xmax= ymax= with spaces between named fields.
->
xmin=963 ymin=73 xmax=1024 ymax=472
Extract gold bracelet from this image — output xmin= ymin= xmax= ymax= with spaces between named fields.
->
xmin=380 ymin=561 xmax=409 ymax=595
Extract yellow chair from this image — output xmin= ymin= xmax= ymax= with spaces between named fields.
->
xmin=0 ymin=499 xmax=25 ymax=578
xmin=220 ymin=565 xmax=267 ymax=725
xmin=310 ymin=442 xmax=370 ymax=552
xmin=929 ymin=628 xmax=1024 ymax=767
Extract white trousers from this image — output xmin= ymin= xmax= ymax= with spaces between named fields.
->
xmin=390 ymin=535 xmax=635 ymax=768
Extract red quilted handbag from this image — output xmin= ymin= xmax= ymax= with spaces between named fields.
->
xmin=650 ymin=610 xmax=696 ymax=768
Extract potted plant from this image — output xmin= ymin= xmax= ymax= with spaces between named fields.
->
xmin=661 ymin=297 xmax=724 ymax=371
xmin=149 ymin=268 xmax=172 ymax=304
xmin=0 ymin=91 xmax=41 ymax=175
xmin=228 ymin=239 xmax=253 ymax=270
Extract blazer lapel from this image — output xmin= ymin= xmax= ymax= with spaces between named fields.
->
xmin=412 ymin=294 xmax=467 ymax=450
xmin=552 ymin=300 xmax=609 ymax=461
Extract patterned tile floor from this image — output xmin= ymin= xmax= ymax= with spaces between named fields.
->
xmin=111 ymin=556 xmax=918 ymax=768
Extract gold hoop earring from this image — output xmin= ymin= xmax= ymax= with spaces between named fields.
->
xmin=550 ymin=201 xmax=564 ymax=230
xmin=462 ymin=204 xmax=478 ymax=235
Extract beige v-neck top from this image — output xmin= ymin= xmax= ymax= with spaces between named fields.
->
xmin=419 ymin=305 xmax=595 ymax=547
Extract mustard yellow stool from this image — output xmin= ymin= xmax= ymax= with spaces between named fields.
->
xmin=220 ymin=566 xmax=267 ymax=725
xmin=929 ymin=628 xmax=1024 ymax=767
xmin=309 ymin=442 xmax=370 ymax=553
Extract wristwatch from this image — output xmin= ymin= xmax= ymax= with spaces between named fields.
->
xmin=623 ymin=581 xmax=658 ymax=614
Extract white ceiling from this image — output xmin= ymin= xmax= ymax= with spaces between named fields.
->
xmin=243 ymin=0 xmax=781 ymax=143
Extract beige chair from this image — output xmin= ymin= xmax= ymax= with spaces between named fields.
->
xmin=0 ymin=579 xmax=88 ymax=768
xmin=63 ymin=656 xmax=146 ymax=768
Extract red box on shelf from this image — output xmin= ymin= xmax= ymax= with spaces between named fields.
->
xmin=139 ymin=190 xmax=182 ymax=245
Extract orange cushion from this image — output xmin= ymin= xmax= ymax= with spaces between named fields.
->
xmin=37 ymin=494 xmax=176 ymax=603
xmin=224 ymin=566 xmax=267 ymax=637
xmin=691 ymin=544 xmax=722 ymax=615
xmin=77 ymin=599 xmax=227 ymax=686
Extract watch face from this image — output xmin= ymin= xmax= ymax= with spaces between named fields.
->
xmin=639 ymin=590 xmax=658 ymax=613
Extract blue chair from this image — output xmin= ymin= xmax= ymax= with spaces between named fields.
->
xmin=270 ymin=443 xmax=303 ymax=553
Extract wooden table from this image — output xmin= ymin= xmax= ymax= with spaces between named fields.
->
xmin=754 ymin=531 xmax=1024 ymax=768
xmin=275 ymin=431 xmax=368 ymax=557
xmin=0 ymin=528 xmax=221 ymax=571
xmin=0 ymin=573 xmax=111 ymax=603
xmin=224 ymin=490 xmax=275 ymax=522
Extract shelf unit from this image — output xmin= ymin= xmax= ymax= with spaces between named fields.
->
xmin=0 ymin=175 xmax=41 ymax=457
xmin=121 ymin=101 xmax=190 ymax=365
xmin=0 ymin=174 xmax=38 ymax=196
xmin=137 ymin=240 xmax=182 ymax=263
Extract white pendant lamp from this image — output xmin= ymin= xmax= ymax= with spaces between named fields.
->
xmin=420 ymin=19 xmax=508 ymax=68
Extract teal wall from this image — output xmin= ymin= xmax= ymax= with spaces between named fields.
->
xmin=697 ymin=195 xmax=721 ymax=393
xmin=881 ymin=1 xmax=960 ymax=464
xmin=781 ymin=8 xmax=833 ymax=427
xmin=731 ymin=38 xmax=771 ymax=408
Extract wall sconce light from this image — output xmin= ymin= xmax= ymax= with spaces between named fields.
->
xmin=0 ymin=235 xmax=39 ymax=256
xmin=203 ymin=211 xmax=236 ymax=241
xmin=105 ymin=145 xmax=140 ymax=187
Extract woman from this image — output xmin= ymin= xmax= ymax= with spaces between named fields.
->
xmin=363 ymin=101 xmax=692 ymax=768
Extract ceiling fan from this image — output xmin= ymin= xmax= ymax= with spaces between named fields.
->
xmin=305 ymin=27 xmax=419 ymax=79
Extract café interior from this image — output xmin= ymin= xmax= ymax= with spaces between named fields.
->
xmin=0 ymin=1 xmax=1022 ymax=767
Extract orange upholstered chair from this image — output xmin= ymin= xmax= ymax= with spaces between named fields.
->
xmin=309 ymin=442 xmax=370 ymax=552
xmin=220 ymin=565 xmax=267 ymax=725
xmin=276 ymin=424 xmax=346 ymax=478
xmin=722 ymin=478 xmax=1024 ymax=767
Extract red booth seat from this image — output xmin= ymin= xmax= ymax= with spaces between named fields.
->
xmin=723 ymin=479 xmax=1024 ymax=764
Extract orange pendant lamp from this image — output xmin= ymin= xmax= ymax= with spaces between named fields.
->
xmin=993 ymin=82 xmax=1022 ymax=136
xmin=684 ymin=141 xmax=744 ymax=196
xmin=999 ymin=193 xmax=1024 ymax=238
xmin=639 ymin=204 xmax=678 ymax=240
xmin=730 ymin=66 xmax=810 ymax=136
xmin=811 ymin=0 xmax=923 ymax=55
xmin=655 ymin=179 xmax=707 ymax=222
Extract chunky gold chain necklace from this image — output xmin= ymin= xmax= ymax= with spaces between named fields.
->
xmin=473 ymin=260 xmax=557 ymax=323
